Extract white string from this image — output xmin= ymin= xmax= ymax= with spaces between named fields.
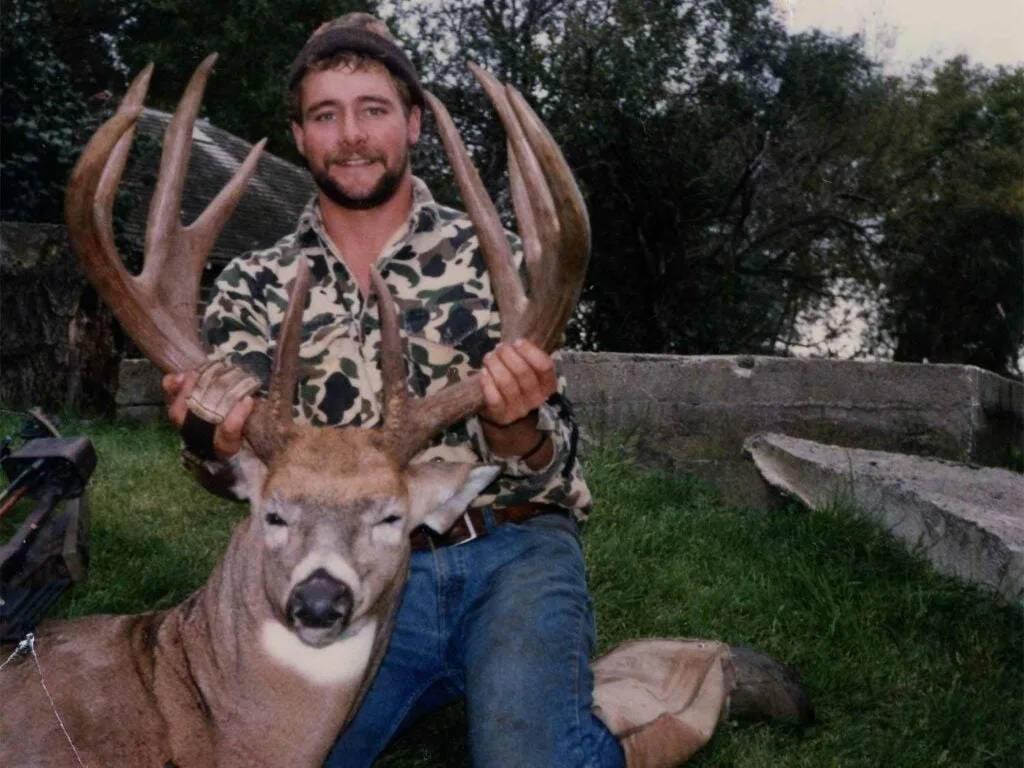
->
xmin=1 ymin=633 xmax=87 ymax=767
xmin=0 ymin=633 xmax=33 ymax=671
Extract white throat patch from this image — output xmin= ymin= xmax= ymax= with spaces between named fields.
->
xmin=260 ymin=618 xmax=377 ymax=686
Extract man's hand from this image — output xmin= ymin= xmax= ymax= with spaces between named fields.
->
xmin=479 ymin=339 xmax=557 ymax=425
xmin=477 ymin=340 xmax=556 ymax=467
xmin=162 ymin=371 xmax=254 ymax=460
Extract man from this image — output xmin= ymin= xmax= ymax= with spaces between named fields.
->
xmin=164 ymin=13 xmax=811 ymax=767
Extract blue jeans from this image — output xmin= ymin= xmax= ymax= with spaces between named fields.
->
xmin=324 ymin=510 xmax=625 ymax=768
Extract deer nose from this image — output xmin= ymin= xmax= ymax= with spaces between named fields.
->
xmin=287 ymin=568 xmax=354 ymax=631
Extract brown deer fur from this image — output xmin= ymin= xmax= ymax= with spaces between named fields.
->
xmin=1 ymin=428 xmax=497 ymax=766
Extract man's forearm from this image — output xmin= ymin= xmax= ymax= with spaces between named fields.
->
xmin=479 ymin=411 xmax=554 ymax=470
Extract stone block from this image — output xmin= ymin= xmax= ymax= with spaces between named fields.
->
xmin=558 ymin=352 xmax=1022 ymax=507
xmin=743 ymin=433 xmax=1024 ymax=601
xmin=115 ymin=359 xmax=165 ymax=409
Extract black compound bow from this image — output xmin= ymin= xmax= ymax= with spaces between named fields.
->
xmin=0 ymin=410 xmax=95 ymax=643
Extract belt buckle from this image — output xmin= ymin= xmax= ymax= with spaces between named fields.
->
xmin=453 ymin=511 xmax=479 ymax=546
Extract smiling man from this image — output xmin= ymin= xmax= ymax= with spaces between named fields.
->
xmin=293 ymin=59 xmax=419 ymax=212
xmin=162 ymin=12 xmax=812 ymax=768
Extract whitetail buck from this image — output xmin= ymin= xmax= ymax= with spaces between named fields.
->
xmin=0 ymin=54 xmax=588 ymax=767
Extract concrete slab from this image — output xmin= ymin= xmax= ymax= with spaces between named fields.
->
xmin=560 ymin=353 xmax=1022 ymax=507
xmin=112 ymin=353 xmax=1023 ymax=511
xmin=116 ymin=359 xmax=165 ymax=407
xmin=744 ymin=433 xmax=1024 ymax=601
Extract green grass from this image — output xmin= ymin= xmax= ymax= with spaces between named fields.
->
xmin=1 ymin=413 xmax=243 ymax=616
xmin=3 ymin=414 xmax=1021 ymax=767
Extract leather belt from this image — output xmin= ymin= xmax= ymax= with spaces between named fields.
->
xmin=410 ymin=502 xmax=564 ymax=552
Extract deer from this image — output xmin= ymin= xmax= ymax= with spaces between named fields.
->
xmin=0 ymin=54 xmax=589 ymax=767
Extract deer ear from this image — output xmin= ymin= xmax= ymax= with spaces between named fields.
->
xmin=230 ymin=448 xmax=269 ymax=509
xmin=405 ymin=463 xmax=500 ymax=533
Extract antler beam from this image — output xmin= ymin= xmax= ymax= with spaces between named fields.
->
xmin=384 ymin=65 xmax=591 ymax=464
xmin=65 ymin=54 xmax=266 ymax=375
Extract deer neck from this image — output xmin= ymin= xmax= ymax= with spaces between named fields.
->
xmin=160 ymin=516 xmax=401 ymax=766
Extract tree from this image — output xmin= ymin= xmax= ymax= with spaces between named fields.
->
xmin=396 ymin=0 xmax=884 ymax=354
xmin=1 ymin=0 xmax=102 ymax=222
xmin=117 ymin=0 xmax=373 ymax=162
xmin=868 ymin=60 xmax=1023 ymax=376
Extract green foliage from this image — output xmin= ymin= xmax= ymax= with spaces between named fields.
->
xmin=560 ymin=25 xmax=882 ymax=355
xmin=868 ymin=60 xmax=1024 ymax=375
xmin=1 ymin=0 xmax=97 ymax=221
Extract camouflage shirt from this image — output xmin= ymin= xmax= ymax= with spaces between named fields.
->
xmin=203 ymin=177 xmax=591 ymax=517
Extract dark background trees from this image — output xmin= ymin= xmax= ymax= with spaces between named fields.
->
xmin=2 ymin=0 xmax=1021 ymax=376
xmin=117 ymin=0 xmax=366 ymax=163
xmin=1 ymin=0 xmax=115 ymax=221
xmin=867 ymin=59 xmax=1023 ymax=374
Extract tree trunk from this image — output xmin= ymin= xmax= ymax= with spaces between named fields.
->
xmin=0 ymin=222 xmax=120 ymax=415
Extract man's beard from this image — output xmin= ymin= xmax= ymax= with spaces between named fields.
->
xmin=310 ymin=152 xmax=408 ymax=211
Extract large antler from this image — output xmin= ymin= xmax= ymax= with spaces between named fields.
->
xmin=65 ymin=56 xmax=310 ymax=461
xmin=378 ymin=64 xmax=591 ymax=465
xmin=65 ymin=55 xmax=267 ymax=373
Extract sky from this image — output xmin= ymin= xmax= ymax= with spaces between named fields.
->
xmin=776 ymin=0 xmax=1024 ymax=71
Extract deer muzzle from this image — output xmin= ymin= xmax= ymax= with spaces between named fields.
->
xmin=286 ymin=567 xmax=355 ymax=647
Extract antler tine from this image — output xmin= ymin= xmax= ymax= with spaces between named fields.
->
xmin=65 ymin=57 xmax=266 ymax=376
xmin=245 ymin=257 xmax=311 ymax=461
xmin=143 ymin=55 xmax=267 ymax=331
xmin=504 ymin=83 xmax=591 ymax=351
xmin=186 ymin=136 xmax=267 ymax=270
xmin=372 ymin=268 xmax=409 ymax=431
xmin=387 ymin=66 xmax=590 ymax=466
xmin=66 ymin=73 xmax=204 ymax=372
xmin=392 ymin=377 xmax=487 ymax=466
xmin=468 ymin=64 xmax=559 ymax=300
xmin=423 ymin=91 xmax=528 ymax=334
xmin=94 ymin=64 xmax=153 ymax=264
xmin=507 ymin=142 xmax=543 ymax=277
xmin=142 ymin=54 xmax=217 ymax=281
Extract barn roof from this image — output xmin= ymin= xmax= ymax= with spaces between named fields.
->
xmin=123 ymin=109 xmax=314 ymax=276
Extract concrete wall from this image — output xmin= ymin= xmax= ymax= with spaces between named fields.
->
xmin=116 ymin=359 xmax=168 ymax=423
xmin=560 ymin=353 xmax=1022 ymax=507
xmin=116 ymin=352 xmax=1023 ymax=507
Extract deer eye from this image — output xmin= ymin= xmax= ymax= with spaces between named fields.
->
xmin=265 ymin=512 xmax=288 ymax=527
xmin=376 ymin=514 xmax=402 ymax=526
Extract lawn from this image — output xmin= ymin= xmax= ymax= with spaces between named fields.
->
xmin=3 ymin=413 xmax=1021 ymax=767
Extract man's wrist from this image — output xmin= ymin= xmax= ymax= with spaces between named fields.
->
xmin=478 ymin=409 xmax=553 ymax=466
xmin=478 ymin=409 xmax=540 ymax=451
xmin=181 ymin=410 xmax=220 ymax=461
xmin=477 ymin=408 xmax=538 ymax=429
